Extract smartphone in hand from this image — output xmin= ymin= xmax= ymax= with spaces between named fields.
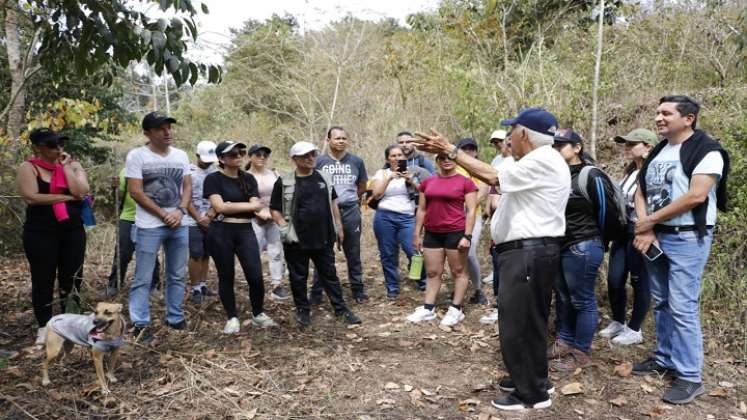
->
xmin=396 ymin=159 xmax=408 ymax=173
xmin=644 ymin=242 xmax=664 ymax=261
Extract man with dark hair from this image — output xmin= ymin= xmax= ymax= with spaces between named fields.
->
xmin=632 ymin=95 xmax=729 ymax=404
xmin=395 ymin=131 xmax=436 ymax=174
xmin=311 ymin=126 xmax=369 ymax=303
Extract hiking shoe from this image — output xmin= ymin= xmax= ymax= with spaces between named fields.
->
xmin=662 ymin=378 xmax=705 ymax=404
xmin=479 ymin=310 xmax=498 ymax=324
xmin=611 ymin=325 xmax=643 ymax=346
xmin=386 ymin=292 xmax=400 ymax=300
xmin=309 ymin=293 xmax=324 ymax=306
xmin=132 ymin=326 xmax=154 ymax=343
xmin=632 ymin=357 xmax=674 ymax=376
xmin=189 ymin=289 xmax=204 ymax=304
xmin=407 ymin=306 xmax=436 ymax=323
xmin=353 ymin=294 xmax=370 ymax=304
xmin=441 ymin=306 xmax=465 ymax=327
xmin=547 ymin=339 xmax=573 ymax=359
xmin=270 ymin=285 xmax=290 ymax=300
xmin=599 ymin=320 xmax=625 ymax=338
xmin=497 ymin=377 xmax=555 ymax=394
xmin=468 ymin=290 xmax=489 ymax=305
xmin=223 ymin=317 xmax=240 ymax=334
xmin=296 ymin=310 xmax=311 ymax=328
xmin=251 ymin=312 xmax=278 ymax=328
xmin=552 ymin=348 xmax=592 ymax=371
xmin=481 ymin=272 xmax=494 ymax=284
xmin=166 ymin=319 xmax=187 ymax=330
xmin=35 ymin=327 xmax=47 ymax=346
xmin=491 ymin=393 xmax=551 ymax=411
xmin=338 ymin=310 xmax=362 ymax=325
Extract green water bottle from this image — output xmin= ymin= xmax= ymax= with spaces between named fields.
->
xmin=409 ymin=253 xmax=424 ymax=280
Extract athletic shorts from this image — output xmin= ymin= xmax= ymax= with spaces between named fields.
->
xmin=423 ymin=230 xmax=465 ymax=250
xmin=188 ymin=225 xmax=208 ymax=258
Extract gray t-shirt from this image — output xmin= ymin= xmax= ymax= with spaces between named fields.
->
xmin=316 ymin=153 xmax=368 ymax=205
xmin=48 ymin=313 xmax=125 ymax=352
xmin=184 ymin=163 xmax=217 ymax=226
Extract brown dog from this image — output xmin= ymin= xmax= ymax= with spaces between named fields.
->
xmin=41 ymin=302 xmax=126 ymax=395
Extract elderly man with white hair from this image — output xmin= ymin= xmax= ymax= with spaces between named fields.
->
xmin=413 ymin=107 xmax=570 ymax=411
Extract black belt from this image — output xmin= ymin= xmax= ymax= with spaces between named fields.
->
xmin=654 ymin=224 xmax=713 ymax=233
xmin=495 ymin=237 xmax=559 ymax=254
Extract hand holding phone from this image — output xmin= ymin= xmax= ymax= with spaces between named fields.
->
xmin=396 ymin=159 xmax=408 ymax=173
xmin=644 ymin=242 xmax=664 ymax=261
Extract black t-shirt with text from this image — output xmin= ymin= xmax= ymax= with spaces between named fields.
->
xmin=270 ymin=171 xmax=338 ymax=249
xmin=203 ymin=171 xmax=259 ymax=219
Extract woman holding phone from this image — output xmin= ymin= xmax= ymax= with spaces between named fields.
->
xmin=407 ymin=152 xmax=477 ymax=327
xmin=370 ymin=145 xmax=430 ymax=299
xmin=17 ymin=128 xmax=89 ymax=345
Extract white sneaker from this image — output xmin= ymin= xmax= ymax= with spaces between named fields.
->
xmin=599 ymin=320 xmax=624 ymax=338
xmin=35 ymin=327 xmax=47 ymax=346
xmin=440 ymin=306 xmax=465 ymax=327
xmin=479 ymin=310 xmax=498 ymax=324
xmin=481 ymin=272 xmax=494 ymax=284
xmin=611 ymin=325 xmax=643 ymax=345
xmin=223 ymin=317 xmax=240 ymax=334
xmin=406 ymin=306 xmax=436 ymax=323
xmin=251 ymin=312 xmax=278 ymax=328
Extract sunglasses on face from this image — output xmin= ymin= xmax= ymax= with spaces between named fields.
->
xmin=222 ymin=150 xmax=247 ymax=158
xmin=436 ymin=155 xmax=453 ymax=162
xmin=252 ymin=151 xmax=270 ymax=158
xmin=297 ymin=151 xmax=318 ymax=159
xmin=41 ymin=141 xmax=64 ymax=149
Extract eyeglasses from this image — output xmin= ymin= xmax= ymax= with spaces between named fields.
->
xmin=223 ymin=150 xmax=247 ymax=158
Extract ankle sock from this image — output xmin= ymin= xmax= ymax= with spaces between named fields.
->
xmin=423 ymin=303 xmax=435 ymax=311
xmin=451 ymin=304 xmax=462 ymax=311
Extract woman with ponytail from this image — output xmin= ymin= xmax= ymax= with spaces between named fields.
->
xmin=203 ymin=141 xmax=277 ymax=334
xmin=17 ymin=128 xmax=89 ymax=345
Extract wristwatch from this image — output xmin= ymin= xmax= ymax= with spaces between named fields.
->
xmin=179 ymin=207 xmax=188 ymax=215
xmin=447 ymin=145 xmax=458 ymax=160
xmin=463 ymin=233 xmax=473 ymax=242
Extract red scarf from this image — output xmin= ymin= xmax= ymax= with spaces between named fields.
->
xmin=29 ymin=158 xmax=70 ymax=221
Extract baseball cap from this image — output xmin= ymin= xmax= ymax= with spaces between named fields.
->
xmin=613 ymin=128 xmax=659 ymax=146
xmin=289 ymin=141 xmax=318 ymax=157
xmin=456 ymin=138 xmax=478 ymax=150
xmin=142 ymin=111 xmax=176 ymax=130
xmin=249 ymin=144 xmax=272 ymax=155
xmin=553 ymin=128 xmax=584 ymax=144
xmin=500 ymin=107 xmax=558 ymax=136
xmin=195 ymin=141 xmax=218 ymax=163
xmin=215 ymin=141 xmax=247 ymax=156
xmin=489 ymin=130 xmax=507 ymax=141
xmin=29 ymin=128 xmax=68 ymax=145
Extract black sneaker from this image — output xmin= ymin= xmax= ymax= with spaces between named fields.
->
xmin=468 ymin=290 xmax=489 ymax=305
xmin=200 ymin=285 xmax=217 ymax=297
xmin=662 ymin=378 xmax=705 ymax=404
xmin=296 ymin=310 xmax=311 ymax=328
xmin=337 ymin=310 xmax=362 ymax=325
xmin=309 ymin=293 xmax=324 ymax=306
xmin=491 ymin=393 xmax=551 ymax=411
xmin=632 ymin=357 xmax=675 ymax=376
xmin=353 ymin=294 xmax=370 ymax=304
xmin=189 ymin=289 xmax=204 ymax=304
xmin=271 ymin=285 xmax=290 ymax=300
xmin=497 ymin=377 xmax=555 ymax=394
xmin=166 ymin=319 xmax=187 ymax=330
xmin=132 ymin=326 xmax=154 ymax=343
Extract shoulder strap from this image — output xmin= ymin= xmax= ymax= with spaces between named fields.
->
xmin=574 ymin=166 xmax=594 ymax=203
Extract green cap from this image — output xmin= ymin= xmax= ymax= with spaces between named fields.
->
xmin=614 ymin=128 xmax=658 ymax=146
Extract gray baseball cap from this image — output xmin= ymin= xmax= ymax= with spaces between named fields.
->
xmin=614 ymin=128 xmax=659 ymax=145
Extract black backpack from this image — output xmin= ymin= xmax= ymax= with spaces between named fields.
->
xmin=572 ymin=166 xmax=628 ymax=248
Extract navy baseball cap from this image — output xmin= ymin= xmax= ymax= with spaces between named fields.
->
xmin=29 ymin=128 xmax=68 ymax=145
xmin=500 ymin=107 xmax=558 ymax=137
xmin=248 ymin=144 xmax=272 ymax=155
xmin=142 ymin=111 xmax=176 ymax=130
xmin=553 ymin=128 xmax=584 ymax=144
xmin=456 ymin=138 xmax=478 ymax=150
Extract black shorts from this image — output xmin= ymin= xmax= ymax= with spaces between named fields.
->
xmin=188 ymin=225 xmax=208 ymax=258
xmin=423 ymin=230 xmax=464 ymax=250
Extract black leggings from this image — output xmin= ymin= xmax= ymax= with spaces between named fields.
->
xmin=23 ymin=227 xmax=86 ymax=327
xmin=206 ymin=222 xmax=264 ymax=318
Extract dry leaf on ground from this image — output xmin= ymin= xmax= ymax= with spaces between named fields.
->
xmin=609 ymin=395 xmax=627 ymax=407
xmin=561 ymin=382 xmax=584 ymax=395
xmin=613 ymin=362 xmax=633 ymax=377
xmin=709 ymin=387 xmax=729 ymax=398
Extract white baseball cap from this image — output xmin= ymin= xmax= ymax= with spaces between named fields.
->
xmin=289 ymin=141 xmax=318 ymax=157
xmin=490 ymin=130 xmax=508 ymax=141
xmin=195 ymin=141 xmax=218 ymax=163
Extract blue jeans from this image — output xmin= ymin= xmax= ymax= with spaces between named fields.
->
xmin=373 ymin=209 xmax=425 ymax=295
xmin=607 ymin=231 xmax=650 ymax=331
xmin=555 ymin=238 xmax=604 ymax=353
xmin=130 ymin=226 xmax=188 ymax=327
xmin=645 ymin=230 xmax=713 ymax=383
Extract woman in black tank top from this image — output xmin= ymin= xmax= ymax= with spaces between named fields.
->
xmin=16 ymin=128 xmax=89 ymax=345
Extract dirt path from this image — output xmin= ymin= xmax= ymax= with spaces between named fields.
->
xmin=0 ymin=253 xmax=744 ymax=419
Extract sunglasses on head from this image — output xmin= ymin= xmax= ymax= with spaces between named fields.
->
xmin=223 ymin=150 xmax=247 ymax=158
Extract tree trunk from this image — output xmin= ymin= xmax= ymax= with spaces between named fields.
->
xmin=589 ymin=0 xmax=605 ymax=160
xmin=3 ymin=0 xmax=27 ymax=140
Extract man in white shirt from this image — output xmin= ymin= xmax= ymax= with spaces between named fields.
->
xmin=125 ymin=112 xmax=192 ymax=342
xmin=413 ymin=107 xmax=569 ymax=411
xmin=632 ymin=95 xmax=729 ymax=404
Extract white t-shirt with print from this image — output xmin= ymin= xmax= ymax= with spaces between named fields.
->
xmin=644 ymin=144 xmax=723 ymax=226
xmin=183 ymin=163 xmax=217 ymax=227
xmin=124 ymin=146 xmax=191 ymax=229
xmin=372 ymin=169 xmax=416 ymax=215
xmin=490 ymin=145 xmax=570 ymax=244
